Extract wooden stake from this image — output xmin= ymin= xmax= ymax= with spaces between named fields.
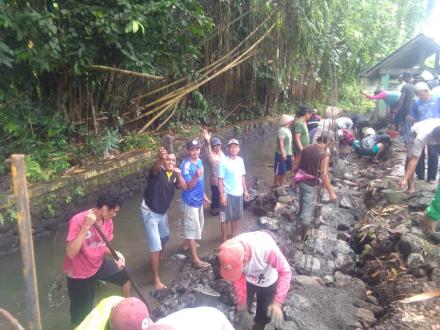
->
xmin=10 ymin=155 xmax=42 ymax=330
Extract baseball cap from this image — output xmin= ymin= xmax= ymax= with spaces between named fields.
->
xmin=211 ymin=137 xmax=222 ymax=146
xmin=218 ymin=239 xmax=245 ymax=282
xmin=109 ymin=297 xmax=151 ymax=330
xmin=227 ymin=139 xmax=240 ymax=146
xmin=186 ymin=139 xmax=201 ymax=149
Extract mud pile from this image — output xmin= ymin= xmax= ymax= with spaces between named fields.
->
xmin=151 ymin=138 xmax=440 ymax=329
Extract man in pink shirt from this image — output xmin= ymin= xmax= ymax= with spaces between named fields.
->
xmin=218 ymin=231 xmax=292 ymax=330
xmin=63 ymin=193 xmax=131 ymax=326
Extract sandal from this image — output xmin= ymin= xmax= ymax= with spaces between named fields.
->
xmin=194 ymin=261 xmax=210 ymax=269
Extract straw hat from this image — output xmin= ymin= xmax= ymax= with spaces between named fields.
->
xmin=364 ymin=128 xmax=376 ymax=136
xmin=279 ymin=114 xmax=294 ymax=126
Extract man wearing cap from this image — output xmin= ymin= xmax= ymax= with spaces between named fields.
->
xmin=409 ymin=82 xmax=440 ymax=182
xmin=180 ymin=139 xmax=211 ymax=268
xmin=76 ymin=296 xmax=234 ymax=330
xmin=218 ymin=231 xmax=292 ymax=330
xmin=400 ymin=119 xmax=440 ymax=192
xmin=75 ymin=296 xmax=152 ymax=330
xmin=274 ymin=114 xmax=294 ymax=187
xmin=140 ymin=146 xmax=187 ymax=289
xmin=218 ymin=138 xmax=249 ymax=242
xmin=203 ymin=129 xmax=225 ymax=216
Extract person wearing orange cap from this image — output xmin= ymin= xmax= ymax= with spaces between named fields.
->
xmin=76 ymin=297 xmax=234 ymax=330
xmin=75 ymin=296 xmax=152 ymax=330
xmin=218 ymin=231 xmax=292 ymax=330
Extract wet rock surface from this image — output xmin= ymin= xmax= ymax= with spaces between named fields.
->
xmin=151 ymin=137 xmax=440 ymax=329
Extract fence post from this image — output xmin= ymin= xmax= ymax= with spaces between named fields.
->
xmin=10 ymin=154 xmax=42 ymax=330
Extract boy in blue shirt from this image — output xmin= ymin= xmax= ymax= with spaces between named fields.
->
xmin=181 ymin=139 xmax=211 ymax=268
xmin=218 ymin=139 xmax=249 ymax=242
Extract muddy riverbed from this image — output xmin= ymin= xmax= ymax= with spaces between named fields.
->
xmin=145 ymin=135 xmax=440 ymax=329
xmin=2 ymin=125 xmax=440 ymax=329
xmin=0 ymin=127 xmax=275 ymax=330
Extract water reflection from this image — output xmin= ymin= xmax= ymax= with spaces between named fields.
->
xmin=0 ymin=129 xmax=275 ymax=329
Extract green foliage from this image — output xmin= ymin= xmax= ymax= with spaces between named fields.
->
xmin=0 ymin=0 xmax=431 ymax=183
xmin=25 ymin=155 xmax=46 ymax=182
xmin=339 ymin=82 xmax=375 ymax=113
xmin=120 ymin=133 xmax=158 ymax=152
xmin=73 ymin=185 xmax=85 ymax=197
xmin=88 ymin=129 xmax=121 ymax=158
xmin=0 ymin=207 xmax=17 ymax=227
xmin=177 ymin=91 xmax=214 ymax=125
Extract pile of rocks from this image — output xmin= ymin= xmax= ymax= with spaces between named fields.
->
xmin=151 ymin=139 xmax=440 ymax=328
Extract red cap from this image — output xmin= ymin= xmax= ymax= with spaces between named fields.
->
xmin=110 ymin=297 xmax=151 ymax=330
xmin=218 ymin=239 xmax=245 ymax=282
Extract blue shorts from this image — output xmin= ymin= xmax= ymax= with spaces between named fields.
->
xmin=140 ymin=202 xmax=169 ymax=253
xmin=274 ymin=152 xmax=292 ymax=175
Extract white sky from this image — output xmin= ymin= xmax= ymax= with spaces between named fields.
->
xmin=418 ymin=0 xmax=440 ymax=42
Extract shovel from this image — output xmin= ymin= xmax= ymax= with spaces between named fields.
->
xmin=93 ymin=224 xmax=150 ymax=310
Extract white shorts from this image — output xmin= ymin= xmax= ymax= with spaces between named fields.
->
xmin=183 ymin=203 xmax=204 ymax=240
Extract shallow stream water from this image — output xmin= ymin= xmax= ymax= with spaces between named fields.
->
xmin=0 ymin=130 xmax=275 ymax=330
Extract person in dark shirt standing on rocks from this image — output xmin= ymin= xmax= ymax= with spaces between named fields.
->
xmin=395 ymin=71 xmax=415 ymax=144
xmin=140 ymin=146 xmax=186 ymax=289
xmin=293 ymin=131 xmax=337 ymax=240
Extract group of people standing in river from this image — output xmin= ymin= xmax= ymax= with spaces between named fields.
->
xmin=62 ymin=78 xmax=440 ymax=328
xmin=64 ymin=125 xmax=291 ymax=329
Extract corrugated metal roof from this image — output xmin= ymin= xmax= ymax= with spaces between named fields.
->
xmin=360 ymin=33 xmax=440 ymax=79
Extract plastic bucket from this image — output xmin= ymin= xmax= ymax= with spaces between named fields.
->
xmin=383 ymin=188 xmax=404 ymax=204
xmin=192 ymin=287 xmax=220 ymax=307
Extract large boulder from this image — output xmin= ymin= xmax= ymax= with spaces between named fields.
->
xmin=321 ymin=205 xmax=356 ymax=231
xmin=283 ymin=285 xmax=376 ymax=330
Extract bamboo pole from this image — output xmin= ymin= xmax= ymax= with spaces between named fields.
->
xmin=137 ymin=51 xmax=256 ymax=132
xmin=155 ymin=104 xmax=178 ymax=132
xmin=86 ymin=65 xmax=164 ymax=80
xmin=132 ymin=13 xmax=275 ymax=103
xmin=128 ymin=46 xmax=257 ymax=126
xmin=132 ymin=22 xmax=275 ymax=129
xmin=10 ymin=155 xmax=42 ymax=330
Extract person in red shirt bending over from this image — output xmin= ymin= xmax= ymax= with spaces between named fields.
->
xmin=63 ymin=193 xmax=130 ymax=327
xmin=218 ymin=231 xmax=292 ymax=330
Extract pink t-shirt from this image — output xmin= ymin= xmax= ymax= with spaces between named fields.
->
xmin=232 ymin=231 xmax=292 ymax=306
xmin=63 ymin=209 xmax=113 ymax=279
